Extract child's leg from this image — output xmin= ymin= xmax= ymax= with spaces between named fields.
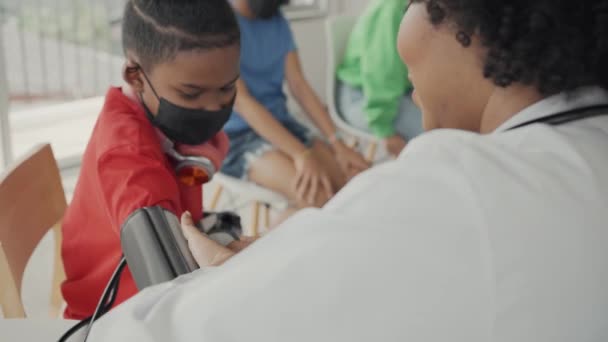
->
xmin=336 ymin=81 xmax=370 ymax=132
xmin=247 ymin=149 xmax=330 ymax=208
xmin=395 ymin=94 xmax=424 ymax=140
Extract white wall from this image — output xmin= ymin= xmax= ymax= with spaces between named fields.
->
xmin=341 ymin=0 xmax=373 ymax=16
xmin=289 ymin=0 xmax=371 ymax=102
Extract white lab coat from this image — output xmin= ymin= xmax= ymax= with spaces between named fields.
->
xmin=88 ymin=87 xmax=608 ymax=342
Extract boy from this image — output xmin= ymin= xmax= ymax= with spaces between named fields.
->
xmin=61 ymin=0 xmax=242 ymax=319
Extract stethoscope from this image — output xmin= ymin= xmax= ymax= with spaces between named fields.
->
xmin=159 ymin=136 xmax=217 ymax=186
xmin=505 ymin=104 xmax=608 ymax=131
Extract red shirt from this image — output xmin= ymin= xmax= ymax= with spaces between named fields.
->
xmin=61 ymin=87 xmax=209 ymax=319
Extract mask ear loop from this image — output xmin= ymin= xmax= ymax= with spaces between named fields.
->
xmin=131 ymin=64 xmax=163 ymax=122
xmin=137 ymin=67 xmax=162 ymax=101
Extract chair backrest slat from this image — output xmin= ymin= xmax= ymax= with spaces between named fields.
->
xmin=0 ymin=144 xmax=67 ymax=317
xmin=325 ymin=16 xmax=378 ymax=142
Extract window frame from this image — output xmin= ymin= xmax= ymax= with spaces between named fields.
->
xmin=0 ymin=32 xmax=12 ymax=168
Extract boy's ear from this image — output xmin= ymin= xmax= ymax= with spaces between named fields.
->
xmin=123 ymin=60 xmax=144 ymax=93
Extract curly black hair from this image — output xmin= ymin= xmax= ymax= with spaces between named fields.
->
xmin=410 ymin=0 xmax=608 ymax=95
xmin=122 ymin=0 xmax=240 ymax=71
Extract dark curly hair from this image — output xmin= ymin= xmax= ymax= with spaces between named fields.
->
xmin=410 ymin=0 xmax=608 ymax=95
xmin=122 ymin=0 xmax=240 ymax=72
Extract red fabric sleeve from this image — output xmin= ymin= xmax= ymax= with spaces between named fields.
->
xmin=97 ymin=144 xmax=183 ymax=233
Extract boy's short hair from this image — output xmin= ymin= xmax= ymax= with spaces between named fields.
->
xmin=122 ymin=0 xmax=240 ymax=71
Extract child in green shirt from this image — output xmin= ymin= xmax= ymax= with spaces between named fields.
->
xmin=337 ymin=0 xmax=423 ymax=156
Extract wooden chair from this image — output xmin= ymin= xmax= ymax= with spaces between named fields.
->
xmin=0 ymin=144 xmax=67 ymax=318
xmin=208 ymin=173 xmax=288 ymax=237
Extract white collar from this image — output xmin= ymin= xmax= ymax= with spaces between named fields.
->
xmin=494 ymin=86 xmax=608 ymax=133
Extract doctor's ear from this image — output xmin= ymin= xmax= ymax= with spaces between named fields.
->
xmin=123 ymin=60 xmax=145 ymax=93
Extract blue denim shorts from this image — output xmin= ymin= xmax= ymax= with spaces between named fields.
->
xmin=221 ymin=117 xmax=314 ymax=179
xmin=337 ymin=81 xmax=424 ymax=140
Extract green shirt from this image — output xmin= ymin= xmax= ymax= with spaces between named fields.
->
xmin=337 ymin=0 xmax=412 ymax=138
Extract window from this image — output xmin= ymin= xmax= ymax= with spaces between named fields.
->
xmin=0 ymin=0 xmax=330 ymax=170
xmin=0 ymin=0 xmax=121 ymax=169
xmin=284 ymin=0 xmax=328 ymax=20
xmin=0 ymin=33 xmax=10 ymax=168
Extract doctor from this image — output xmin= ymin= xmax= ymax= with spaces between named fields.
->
xmin=90 ymin=0 xmax=608 ymax=341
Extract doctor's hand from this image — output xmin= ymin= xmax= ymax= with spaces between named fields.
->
xmin=227 ymin=236 xmax=257 ymax=253
xmin=181 ymin=211 xmax=235 ymax=267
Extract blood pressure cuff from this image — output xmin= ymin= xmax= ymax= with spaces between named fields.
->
xmin=199 ymin=211 xmax=242 ymax=246
xmin=121 ymin=207 xmax=244 ymax=290
xmin=121 ymin=206 xmax=199 ymax=290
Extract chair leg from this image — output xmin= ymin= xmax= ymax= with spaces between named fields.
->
xmin=366 ymin=141 xmax=378 ymax=163
xmin=208 ymin=184 xmax=224 ymax=211
xmin=49 ymin=223 xmax=65 ymax=318
xmin=250 ymin=201 xmax=261 ymax=237
xmin=0 ymin=244 xmax=26 ymax=318
xmin=263 ymin=204 xmax=271 ymax=230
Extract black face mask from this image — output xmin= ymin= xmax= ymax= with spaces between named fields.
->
xmin=140 ymin=71 xmax=234 ymax=146
xmin=248 ymin=0 xmax=289 ymax=19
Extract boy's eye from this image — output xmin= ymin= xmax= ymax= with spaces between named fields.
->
xmin=180 ymin=91 xmax=201 ymax=100
xmin=221 ymin=84 xmax=236 ymax=93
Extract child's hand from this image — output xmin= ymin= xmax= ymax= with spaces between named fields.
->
xmin=332 ymin=141 xmax=370 ymax=179
xmin=384 ymin=134 xmax=407 ymax=157
xmin=181 ymin=211 xmax=234 ymax=267
xmin=293 ymin=150 xmax=333 ymax=206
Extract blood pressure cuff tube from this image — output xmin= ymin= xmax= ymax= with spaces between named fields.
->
xmin=120 ymin=206 xmax=199 ymax=290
